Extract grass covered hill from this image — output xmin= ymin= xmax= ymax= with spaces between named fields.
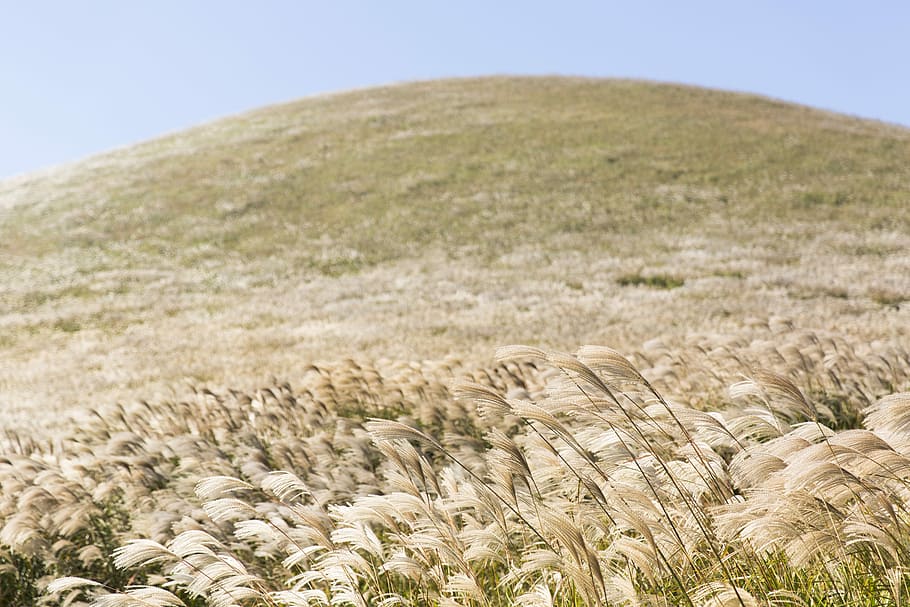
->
xmin=3 ymin=77 xmax=910 ymax=605
xmin=1 ymin=76 xmax=909 ymax=430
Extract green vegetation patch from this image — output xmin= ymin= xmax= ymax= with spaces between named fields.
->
xmin=796 ymin=190 xmax=851 ymax=208
xmin=617 ymin=272 xmax=685 ymax=289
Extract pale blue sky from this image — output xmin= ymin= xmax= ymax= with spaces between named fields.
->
xmin=2 ymin=2 xmax=908 ymax=179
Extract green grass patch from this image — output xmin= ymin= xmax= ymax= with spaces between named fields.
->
xmin=797 ymin=190 xmax=851 ymax=208
xmin=712 ymin=269 xmax=746 ymax=279
xmin=617 ymin=273 xmax=685 ymax=289
xmin=53 ymin=318 xmax=82 ymax=333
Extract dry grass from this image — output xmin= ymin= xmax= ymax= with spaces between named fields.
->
xmin=0 ymin=326 xmax=905 ymax=605
xmin=0 ymin=77 xmax=909 ymax=604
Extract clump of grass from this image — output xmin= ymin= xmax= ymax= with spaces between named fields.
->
xmin=789 ymin=284 xmax=850 ymax=300
xmin=712 ymin=269 xmax=746 ymax=280
xmin=617 ymin=272 xmax=685 ymax=289
xmin=52 ymin=318 xmax=81 ymax=333
xmin=869 ymin=288 xmax=906 ymax=308
xmin=797 ymin=190 xmax=851 ymax=208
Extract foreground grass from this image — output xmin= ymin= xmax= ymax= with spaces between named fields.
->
xmin=0 ymin=323 xmax=906 ymax=605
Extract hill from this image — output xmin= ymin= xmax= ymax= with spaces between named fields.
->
xmin=1 ymin=76 xmax=909 ymax=430
xmin=3 ymin=76 xmax=910 ymax=606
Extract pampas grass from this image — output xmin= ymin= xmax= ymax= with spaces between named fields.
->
xmin=0 ymin=326 xmax=906 ymax=605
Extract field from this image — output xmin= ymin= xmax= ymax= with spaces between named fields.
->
xmin=1 ymin=77 xmax=909 ymax=605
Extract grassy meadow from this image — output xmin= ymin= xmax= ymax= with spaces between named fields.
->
xmin=0 ymin=77 xmax=909 ymax=605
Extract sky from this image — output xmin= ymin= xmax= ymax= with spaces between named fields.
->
xmin=2 ymin=1 xmax=908 ymax=179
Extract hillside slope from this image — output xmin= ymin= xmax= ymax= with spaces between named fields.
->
xmin=1 ymin=76 xmax=909 ymax=429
